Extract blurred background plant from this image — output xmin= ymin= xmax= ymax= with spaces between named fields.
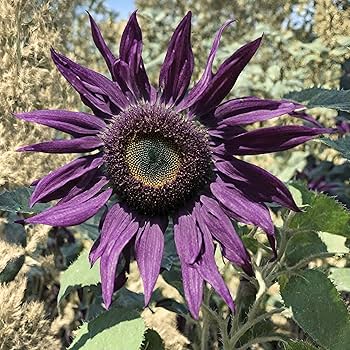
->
xmin=0 ymin=0 xmax=349 ymax=349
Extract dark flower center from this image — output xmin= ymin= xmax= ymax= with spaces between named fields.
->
xmin=125 ymin=136 xmax=181 ymax=188
xmin=102 ymin=103 xmax=212 ymax=215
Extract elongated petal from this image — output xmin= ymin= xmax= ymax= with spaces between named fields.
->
xmin=181 ymin=263 xmax=203 ymax=319
xmin=26 ymin=188 xmax=112 ymax=226
xmin=225 ymin=126 xmax=330 ymax=155
xmin=159 ymin=12 xmax=194 ymax=105
xmin=114 ymin=11 xmax=151 ymax=101
xmin=210 ymin=179 xmax=274 ymax=237
xmin=173 ymin=207 xmax=202 ymax=264
xmin=195 ymin=207 xmax=235 ymax=312
xmin=51 ymin=49 xmax=129 ymax=116
xmin=100 ymin=219 xmax=139 ymax=308
xmin=187 ymin=37 xmax=262 ymax=117
xmin=56 ymin=176 xmax=108 ymax=206
xmin=17 ymin=136 xmax=103 ymax=154
xmin=214 ymin=97 xmax=303 ymax=125
xmin=30 ymin=155 xmax=103 ymax=206
xmin=199 ymin=195 xmax=252 ymax=275
xmin=16 ymin=110 xmax=106 ymax=136
xmin=215 ymin=157 xmax=299 ymax=211
xmin=89 ymin=203 xmax=133 ymax=265
xmin=88 ymin=12 xmax=117 ymax=76
xmin=208 ymin=125 xmax=245 ymax=140
xmin=135 ymin=217 xmax=167 ymax=305
xmin=177 ymin=20 xmax=234 ymax=112
xmin=58 ymin=168 xmax=100 ymax=205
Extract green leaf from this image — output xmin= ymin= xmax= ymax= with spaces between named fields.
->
xmin=112 ymin=287 xmax=144 ymax=311
xmin=285 ymin=231 xmax=327 ymax=266
xmin=161 ymin=221 xmax=178 ymax=271
xmin=285 ymin=231 xmax=349 ymax=266
xmin=0 ymin=187 xmax=49 ymax=214
xmin=281 ymin=269 xmax=350 ymax=350
xmin=69 ymin=308 xmax=145 ymax=350
xmin=155 ymin=298 xmax=188 ymax=315
xmin=58 ymin=250 xmax=100 ymax=303
xmin=284 ymin=340 xmax=319 ymax=350
xmin=161 ymin=261 xmax=183 ymax=296
xmin=288 ymin=184 xmax=350 ymax=238
xmin=329 ymin=268 xmax=350 ymax=293
xmin=0 ymin=254 xmax=25 ymax=283
xmin=141 ymin=329 xmax=165 ymax=350
xmin=285 ymin=88 xmax=350 ymax=112
xmin=322 ymin=136 xmax=350 ymax=161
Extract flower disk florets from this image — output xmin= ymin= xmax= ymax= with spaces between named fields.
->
xmin=102 ymin=103 xmax=213 ymax=215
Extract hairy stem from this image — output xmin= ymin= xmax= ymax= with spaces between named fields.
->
xmin=230 ymin=308 xmax=285 ymax=347
xmin=236 ymin=335 xmax=286 ymax=350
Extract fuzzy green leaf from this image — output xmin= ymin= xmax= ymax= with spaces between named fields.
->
xmin=0 ymin=254 xmax=25 ymax=283
xmin=0 ymin=187 xmax=49 ymax=214
xmin=141 ymin=329 xmax=165 ymax=350
xmin=322 ymin=136 xmax=350 ymax=161
xmin=329 ymin=268 xmax=350 ymax=293
xmin=285 ymin=231 xmax=349 ymax=266
xmin=285 ymin=231 xmax=327 ymax=266
xmin=58 ymin=250 xmax=100 ymax=303
xmin=288 ymin=184 xmax=350 ymax=238
xmin=281 ymin=269 xmax=350 ymax=350
xmin=284 ymin=340 xmax=319 ymax=350
xmin=69 ymin=308 xmax=145 ymax=350
xmin=285 ymin=88 xmax=350 ymax=112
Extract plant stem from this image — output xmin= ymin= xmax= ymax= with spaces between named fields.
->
xmin=269 ymin=252 xmax=339 ymax=281
xmin=200 ymin=307 xmax=210 ymax=350
xmin=200 ymin=288 xmax=212 ymax=350
xmin=201 ymin=301 xmax=231 ymax=350
xmin=230 ymin=308 xmax=284 ymax=347
xmin=236 ymin=335 xmax=286 ymax=350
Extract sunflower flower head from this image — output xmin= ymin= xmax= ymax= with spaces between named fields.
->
xmin=17 ymin=10 xmax=330 ymax=318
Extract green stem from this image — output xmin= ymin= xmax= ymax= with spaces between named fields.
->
xmin=200 ymin=288 xmax=213 ymax=350
xmin=200 ymin=307 xmax=210 ymax=350
xmin=236 ymin=335 xmax=285 ymax=350
xmin=230 ymin=308 xmax=284 ymax=348
xmin=269 ymin=252 xmax=339 ymax=281
xmin=201 ymin=302 xmax=231 ymax=350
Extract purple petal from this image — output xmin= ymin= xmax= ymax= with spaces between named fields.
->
xmin=89 ymin=203 xmax=133 ymax=265
xmin=215 ymin=157 xmax=299 ymax=211
xmin=181 ymin=263 xmax=203 ymax=319
xmin=58 ymin=168 xmax=100 ymax=205
xmin=100 ymin=219 xmax=139 ymax=308
xmin=177 ymin=20 xmax=234 ymax=112
xmin=31 ymin=155 xmax=103 ymax=206
xmin=199 ymin=195 xmax=252 ymax=275
xmin=224 ymin=126 xmax=331 ymax=155
xmin=16 ymin=110 xmax=106 ymax=136
xmin=17 ymin=136 xmax=103 ymax=153
xmin=159 ymin=12 xmax=194 ymax=105
xmin=88 ymin=12 xmax=117 ymax=77
xmin=173 ymin=207 xmax=202 ymax=264
xmin=208 ymin=125 xmax=245 ymax=141
xmin=29 ymin=169 xmax=97 ymax=205
xmin=26 ymin=187 xmax=112 ymax=226
xmin=51 ymin=49 xmax=129 ymax=116
xmin=194 ymin=206 xmax=235 ymax=312
xmin=114 ymin=11 xmax=151 ymax=101
xmin=180 ymin=32 xmax=261 ymax=117
xmin=210 ymin=179 xmax=274 ymax=237
xmin=189 ymin=36 xmax=262 ymax=117
xmin=135 ymin=217 xmax=167 ymax=305
xmin=214 ymin=97 xmax=303 ymax=125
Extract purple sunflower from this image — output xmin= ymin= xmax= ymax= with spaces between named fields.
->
xmin=17 ymin=11 xmax=329 ymax=318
